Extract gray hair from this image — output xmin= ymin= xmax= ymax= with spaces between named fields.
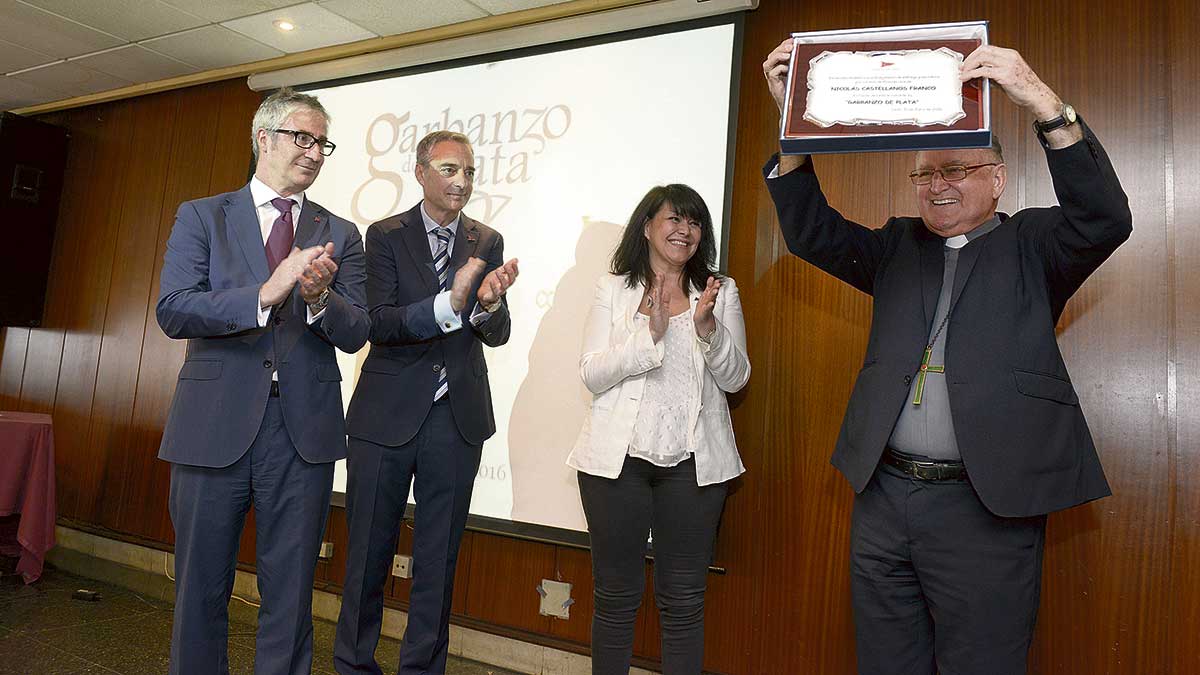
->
xmin=250 ymin=87 xmax=330 ymax=162
xmin=989 ymin=136 xmax=1004 ymax=163
xmin=415 ymin=130 xmax=472 ymax=165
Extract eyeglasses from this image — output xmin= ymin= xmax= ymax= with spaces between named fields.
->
xmin=908 ymin=163 xmax=998 ymax=185
xmin=271 ymin=128 xmax=336 ymax=156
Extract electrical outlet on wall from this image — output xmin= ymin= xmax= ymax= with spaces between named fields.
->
xmin=392 ymin=554 xmax=413 ymax=579
xmin=537 ymin=579 xmax=574 ymax=619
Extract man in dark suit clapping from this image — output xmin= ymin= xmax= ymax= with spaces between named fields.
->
xmin=157 ymin=87 xmax=369 ymax=675
xmin=334 ymin=131 xmax=519 ymax=675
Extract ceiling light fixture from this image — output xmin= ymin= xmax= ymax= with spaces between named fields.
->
xmin=273 ymin=20 xmax=296 ymax=32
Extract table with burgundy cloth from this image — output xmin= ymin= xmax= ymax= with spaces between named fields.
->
xmin=0 ymin=411 xmax=56 ymax=583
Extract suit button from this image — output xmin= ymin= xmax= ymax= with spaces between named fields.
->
xmin=226 ymin=321 xmax=237 ymax=332
xmin=433 ymin=364 xmax=441 ymax=373
xmin=263 ymin=359 xmax=273 ymax=369
xmin=273 ymin=315 xmax=284 ymax=325
xmin=903 ymin=375 xmax=912 ymax=385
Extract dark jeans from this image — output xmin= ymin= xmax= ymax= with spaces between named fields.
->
xmin=577 ymin=456 xmax=728 ymax=675
xmin=850 ymin=461 xmax=1047 ymax=675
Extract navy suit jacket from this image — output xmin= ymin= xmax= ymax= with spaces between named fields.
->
xmin=765 ymin=123 xmax=1133 ymax=517
xmin=156 ymin=184 xmax=369 ymax=467
xmin=345 ymin=203 xmax=510 ymax=448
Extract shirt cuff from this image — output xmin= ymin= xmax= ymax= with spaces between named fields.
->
xmin=257 ymin=299 xmax=270 ymax=327
xmin=434 ymin=290 xmax=462 ymax=333
xmin=767 ymin=162 xmax=781 ymax=179
xmin=469 ymin=301 xmax=497 ymax=326
xmin=306 ymin=305 xmax=325 ymax=324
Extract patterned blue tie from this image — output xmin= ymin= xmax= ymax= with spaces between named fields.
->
xmin=433 ymin=227 xmax=451 ymax=401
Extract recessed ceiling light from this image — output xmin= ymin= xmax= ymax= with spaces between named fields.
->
xmin=273 ymin=19 xmax=296 ymax=31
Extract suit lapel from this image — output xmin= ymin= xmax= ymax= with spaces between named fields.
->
xmin=917 ymin=227 xmax=943 ymax=331
xmin=450 ymin=216 xmax=480 ymax=272
xmin=293 ymin=199 xmax=329 ymax=251
xmin=949 ymin=228 xmax=992 ymax=310
xmin=398 ymin=205 xmax=439 ymax=292
xmin=227 ymin=186 xmax=270 ymax=283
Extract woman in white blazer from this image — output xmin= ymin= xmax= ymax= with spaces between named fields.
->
xmin=568 ymin=184 xmax=749 ymax=675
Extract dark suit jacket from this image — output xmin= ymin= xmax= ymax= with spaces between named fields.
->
xmin=156 ymin=184 xmax=370 ymax=467
xmin=345 ymin=203 xmax=510 ymax=447
xmin=765 ymin=123 xmax=1133 ymax=517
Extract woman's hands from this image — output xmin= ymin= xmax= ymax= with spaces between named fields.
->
xmin=644 ymin=273 xmax=669 ymax=343
xmin=693 ymin=276 xmax=720 ymax=340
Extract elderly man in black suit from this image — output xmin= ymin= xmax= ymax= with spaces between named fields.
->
xmin=762 ymin=42 xmax=1132 ymax=674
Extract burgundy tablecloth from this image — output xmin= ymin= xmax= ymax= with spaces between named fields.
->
xmin=0 ymin=411 xmax=56 ymax=583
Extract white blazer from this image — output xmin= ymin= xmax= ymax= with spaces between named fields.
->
xmin=567 ymin=273 xmax=750 ymax=485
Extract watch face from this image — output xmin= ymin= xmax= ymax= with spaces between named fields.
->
xmin=1063 ymin=104 xmax=1077 ymax=124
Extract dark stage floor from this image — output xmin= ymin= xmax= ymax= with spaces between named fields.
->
xmin=0 ymin=562 xmax=522 ymax=675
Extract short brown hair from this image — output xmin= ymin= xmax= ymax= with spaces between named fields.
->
xmin=416 ymin=131 xmax=472 ymax=165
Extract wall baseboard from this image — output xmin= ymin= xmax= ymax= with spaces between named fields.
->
xmin=48 ymin=525 xmax=659 ymax=675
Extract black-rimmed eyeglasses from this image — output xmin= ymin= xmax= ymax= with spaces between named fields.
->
xmin=271 ymin=128 xmax=336 ymax=156
xmin=908 ymin=163 xmax=998 ymax=185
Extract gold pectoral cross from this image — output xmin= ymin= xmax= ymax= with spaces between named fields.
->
xmin=912 ymin=345 xmax=944 ymax=405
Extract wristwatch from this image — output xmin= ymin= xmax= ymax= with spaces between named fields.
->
xmin=1033 ymin=103 xmax=1077 ymax=135
xmin=309 ymin=288 xmax=330 ymax=313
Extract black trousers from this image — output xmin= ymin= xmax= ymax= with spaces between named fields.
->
xmin=577 ymin=456 xmax=728 ymax=675
xmin=850 ymin=462 xmax=1047 ymax=675
xmin=334 ymin=401 xmax=482 ymax=675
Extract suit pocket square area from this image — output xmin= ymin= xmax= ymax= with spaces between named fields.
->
xmin=1012 ymin=369 xmax=1079 ymax=406
xmin=178 ymin=360 xmax=222 ymax=381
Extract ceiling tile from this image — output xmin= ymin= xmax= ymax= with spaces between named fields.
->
xmin=73 ymin=45 xmax=197 ymax=83
xmin=0 ymin=0 xmax=123 ymax=59
xmin=10 ymin=60 xmax=130 ymax=97
xmin=0 ymin=75 xmax=58 ymax=110
xmin=221 ymin=3 xmax=377 ymax=53
xmin=317 ymin=0 xmax=486 ymax=35
xmin=157 ymin=0 xmax=298 ymax=23
xmin=20 ymin=0 xmax=205 ymax=42
xmin=142 ymin=25 xmax=285 ymax=71
xmin=0 ymin=38 xmax=53 ymax=74
xmin=468 ymin=0 xmax=574 ymax=13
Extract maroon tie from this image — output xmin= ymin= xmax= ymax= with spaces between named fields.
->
xmin=265 ymin=197 xmax=296 ymax=272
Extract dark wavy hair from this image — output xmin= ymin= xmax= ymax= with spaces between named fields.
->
xmin=610 ymin=184 xmax=720 ymax=294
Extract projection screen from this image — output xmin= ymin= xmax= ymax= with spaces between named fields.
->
xmin=303 ymin=17 xmax=741 ymax=544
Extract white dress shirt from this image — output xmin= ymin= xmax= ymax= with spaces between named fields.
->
xmin=249 ymin=176 xmax=324 ymax=327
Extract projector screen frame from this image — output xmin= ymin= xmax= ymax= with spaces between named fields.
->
xmin=295 ymin=12 xmax=748 ymax=551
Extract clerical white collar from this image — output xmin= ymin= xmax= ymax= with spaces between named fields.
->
xmin=944 ymin=215 xmax=1001 ymax=249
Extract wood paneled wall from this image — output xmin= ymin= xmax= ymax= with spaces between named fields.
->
xmin=0 ymin=1 xmax=1194 ymax=672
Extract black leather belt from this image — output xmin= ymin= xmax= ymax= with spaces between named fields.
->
xmin=883 ymin=449 xmax=968 ymax=481
xmin=269 ymin=381 xmax=280 ymax=397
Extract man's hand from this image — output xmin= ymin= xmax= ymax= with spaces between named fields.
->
xmin=260 ymin=245 xmax=325 ymax=308
xmin=961 ymin=46 xmax=1082 ymax=147
xmin=693 ymin=276 xmax=720 ymax=339
xmin=763 ymin=38 xmax=809 ymax=174
xmin=450 ymin=257 xmax=488 ymax=313
xmin=477 ymin=258 xmax=520 ymax=309
xmin=763 ymin=38 xmax=794 ymax=114
xmin=299 ymin=242 xmax=337 ymax=305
